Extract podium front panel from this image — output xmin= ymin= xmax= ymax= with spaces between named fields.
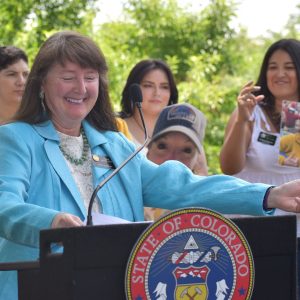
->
xmin=2 ymin=215 xmax=296 ymax=300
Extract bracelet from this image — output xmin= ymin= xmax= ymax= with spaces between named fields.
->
xmin=263 ymin=186 xmax=275 ymax=211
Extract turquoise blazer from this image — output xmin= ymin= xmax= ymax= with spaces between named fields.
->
xmin=0 ymin=120 xmax=271 ymax=299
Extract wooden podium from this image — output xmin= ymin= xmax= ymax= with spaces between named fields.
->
xmin=0 ymin=215 xmax=297 ymax=299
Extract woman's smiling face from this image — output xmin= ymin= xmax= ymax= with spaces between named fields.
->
xmin=267 ymin=49 xmax=299 ymax=102
xmin=42 ymin=61 xmax=99 ymax=135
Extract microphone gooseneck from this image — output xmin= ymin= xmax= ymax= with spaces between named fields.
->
xmin=86 ymin=84 xmax=148 ymax=226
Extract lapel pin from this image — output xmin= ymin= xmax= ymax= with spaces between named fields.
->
xmin=92 ymin=154 xmax=115 ymax=169
xmin=92 ymin=154 xmax=100 ymax=162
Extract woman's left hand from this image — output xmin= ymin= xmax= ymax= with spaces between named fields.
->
xmin=267 ymin=180 xmax=300 ymax=213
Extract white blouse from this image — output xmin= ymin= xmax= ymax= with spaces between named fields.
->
xmin=233 ymin=105 xmax=300 ymax=235
xmin=58 ymin=131 xmax=100 ymax=213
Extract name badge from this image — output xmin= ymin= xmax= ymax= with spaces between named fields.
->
xmin=257 ymin=131 xmax=277 ymax=146
xmin=92 ymin=154 xmax=115 ymax=169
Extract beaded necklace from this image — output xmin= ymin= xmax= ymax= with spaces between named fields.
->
xmin=59 ymin=128 xmax=89 ymax=166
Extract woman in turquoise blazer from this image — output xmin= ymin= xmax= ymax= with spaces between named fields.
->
xmin=1 ymin=31 xmax=300 ymax=300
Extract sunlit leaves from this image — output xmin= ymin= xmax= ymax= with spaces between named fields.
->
xmin=0 ymin=0 xmax=97 ymax=57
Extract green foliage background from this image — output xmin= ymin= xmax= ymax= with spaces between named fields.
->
xmin=2 ymin=0 xmax=300 ymax=174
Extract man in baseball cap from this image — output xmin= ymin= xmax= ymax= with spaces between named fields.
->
xmin=149 ymin=103 xmax=206 ymax=153
xmin=146 ymin=103 xmax=208 ymax=220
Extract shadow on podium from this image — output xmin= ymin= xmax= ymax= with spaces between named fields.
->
xmin=0 ymin=215 xmax=297 ymax=299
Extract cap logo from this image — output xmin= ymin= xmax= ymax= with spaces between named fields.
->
xmin=125 ymin=208 xmax=254 ymax=300
xmin=167 ymin=106 xmax=196 ymax=124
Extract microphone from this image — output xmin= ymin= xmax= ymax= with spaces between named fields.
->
xmin=86 ymin=83 xmax=149 ymax=225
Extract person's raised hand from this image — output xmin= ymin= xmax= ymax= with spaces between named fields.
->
xmin=237 ymin=81 xmax=265 ymax=122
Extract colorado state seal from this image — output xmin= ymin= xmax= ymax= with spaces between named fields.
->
xmin=125 ymin=208 xmax=254 ymax=300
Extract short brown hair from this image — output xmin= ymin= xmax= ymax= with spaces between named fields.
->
xmin=0 ymin=46 xmax=28 ymax=71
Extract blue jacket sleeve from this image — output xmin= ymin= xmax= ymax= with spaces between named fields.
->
xmin=141 ymin=159 xmax=272 ymax=216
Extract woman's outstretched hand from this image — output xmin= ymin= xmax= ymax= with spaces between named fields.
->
xmin=267 ymin=180 xmax=300 ymax=213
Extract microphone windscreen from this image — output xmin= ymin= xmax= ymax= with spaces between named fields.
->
xmin=129 ymin=83 xmax=143 ymax=103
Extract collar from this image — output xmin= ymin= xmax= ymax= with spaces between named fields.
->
xmin=33 ymin=120 xmax=109 ymax=149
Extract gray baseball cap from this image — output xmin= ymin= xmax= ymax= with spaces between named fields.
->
xmin=150 ymin=103 xmax=206 ymax=152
